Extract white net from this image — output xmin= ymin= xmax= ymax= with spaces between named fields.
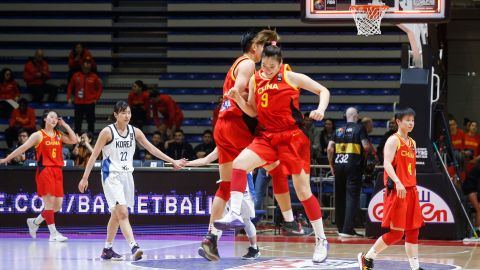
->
xmin=350 ymin=4 xmax=389 ymax=36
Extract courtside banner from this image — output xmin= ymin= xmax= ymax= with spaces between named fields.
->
xmin=0 ymin=167 xmax=218 ymax=227
xmin=365 ymin=172 xmax=467 ymax=240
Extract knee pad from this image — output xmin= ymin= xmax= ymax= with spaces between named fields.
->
xmin=215 ymin=181 xmax=231 ymax=201
xmin=405 ymin=228 xmax=420 ymax=244
xmin=382 ymin=229 xmax=404 ymax=245
xmin=269 ymin=166 xmax=289 ymax=194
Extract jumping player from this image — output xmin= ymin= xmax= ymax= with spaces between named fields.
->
xmin=216 ymin=43 xmax=330 ymax=263
xmin=358 ymin=107 xmax=424 ymax=270
xmin=78 ymin=101 xmax=186 ymax=261
xmin=199 ymin=29 xmax=301 ymax=261
xmin=187 ymin=148 xmax=261 ymax=259
xmin=0 ymin=110 xmax=78 ymax=242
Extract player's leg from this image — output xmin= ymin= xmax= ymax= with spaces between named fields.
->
xmin=114 ymin=205 xmax=142 ymax=260
xmin=39 ymin=194 xmax=67 ymax=241
xmin=405 ymin=228 xmax=421 ymax=270
xmin=101 ymin=214 xmax=123 ymax=260
xmin=198 ymin=162 xmax=231 ymax=261
xmin=292 ymin=170 xmax=328 ymax=263
xmin=241 ymin=185 xmax=260 ymax=260
xmin=215 ymin=149 xmax=266 ymax=230
xmin=358 ymin=228 xmax=404 ymax=270
xmin=467 ymin=192 xmax=480 ymax=231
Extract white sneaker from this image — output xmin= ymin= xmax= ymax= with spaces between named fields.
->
xmin=27 ymin=218 xmax=39 ymax=239
xmin=313 ymin=238 xmax=328 ymax=263
xmin=214 ymin=211 xmax=245 ymax=231
xmin=49 ymin=232 xmax=68 ymax=242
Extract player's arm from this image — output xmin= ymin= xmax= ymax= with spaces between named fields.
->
xmin=186 ymin=147 xmax=218 ymax=167
xmin=134 ymin=127 xmax=187 ymax=169
xmin=383 ymin=135 xmax=406 ymax=199
xmin=228 ymin=76 xmax=257 ymax=117
xmin=58 ymin=118 xmax=78 ymax=145
xmin=232 ymin=59 xmax=256 ymax=100
xmin=286 ymin=71 xmax=330 ymax=121
xmin=0 ymin=132 xmax=42 ymax=164
xmin=327 ymin=140 xmax=335 ymax=174
xmin=78 ymin=128 xmax=110 ymax=192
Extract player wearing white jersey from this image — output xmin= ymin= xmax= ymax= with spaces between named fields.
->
xmin=78 ymin=101 xmax=186 ymax=261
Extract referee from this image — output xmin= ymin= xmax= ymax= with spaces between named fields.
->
xmin=327 ymin=107 xmax=371 ymax=237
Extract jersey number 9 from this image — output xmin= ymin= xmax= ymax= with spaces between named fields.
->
xmin=261 ymin=93 xmax=268 ymax=108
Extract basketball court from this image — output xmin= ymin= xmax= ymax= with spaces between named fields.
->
xmin=1 ymin=232 xmax=479 ymax=269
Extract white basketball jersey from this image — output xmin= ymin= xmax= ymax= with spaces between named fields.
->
xmin=102 ymin=124 xmax=136 ymax=174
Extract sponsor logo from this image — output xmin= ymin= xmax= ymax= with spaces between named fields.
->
xmin=416 ymin=147 xmax=428 ymax=159
xmin=220 ymin=99 xmax=231 ymax=112
xmin=368 ymin=185 xmax=454 ymax=223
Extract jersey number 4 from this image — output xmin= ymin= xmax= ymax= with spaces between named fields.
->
xmin=120 ymin=152 xmax=127 ymax=161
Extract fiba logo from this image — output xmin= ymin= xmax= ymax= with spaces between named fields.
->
xmin=368 ymin=185 xmax=455 ymax=223
xmin=220 ymin=99 xmax=232 ymax=112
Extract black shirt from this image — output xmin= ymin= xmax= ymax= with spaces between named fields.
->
xmin=331 ymin=122 xmax=368 ymax=168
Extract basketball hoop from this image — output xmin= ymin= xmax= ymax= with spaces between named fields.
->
xmin=350 ymin=3 xmax=389 ymax=36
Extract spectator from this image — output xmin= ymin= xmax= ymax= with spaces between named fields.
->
xmin=23 ymin=49 xmax=57 ymax=103
xmin=464 ymin=120 xmax=480 ymax=174
xmin=71 ymin=132 xmax=94 ymax=167
xmin=212 ymin=96 xmax=223 ymax=129
xmin=449 ymin=117 xmax=465 ymax=151
xmin=361 ymin=117 xmax=374 ymax=135
xmin=376 ymin=117 xmax=397 ymax=163
xmin=67 ymin=59 xmax=103 ymax=134
xmin=319 ymin=118 xmax=335 ymax=157
xmin=144 ymin=131 xmax=166 ymax=160
xmin=314 ymin=0 xmax=326 ymax=10
xmin=193 ymin=130 xmax=216 ymax=159
xmin=0 ymin=68 xmax=20 ymax=119
xmin=148 ymin=90 xmax=184 ymax=133
xmin=127 ymin=80 xmax=150 ymax=129
xmin=165 ymin=129 xmax=193 ymax=160
xmin=5 ymin=98 xmax=36 ymax=148
xmin=68 ymin=43 xmax=97 ymax=82
xmin=9 ymin=129 xmax=36 ymax=165
xmin=303 ymin=112 xmax=321 ymax=163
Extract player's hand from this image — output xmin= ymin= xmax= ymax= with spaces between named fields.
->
xmin=329 ymin=164 xmax=335 ymax=176
xmin=396 ymin=182 xmax=406 ymax=199
xmin=309 ymin=109 xmax=325 ymax=121
xmin=172 ymin=158 xmax=187 ymax=170
xmin=78 ymin=178 xmax=88 ymax=193
xmin=0 ymin=158 xmax=8 ymax=165
xmin=226 ymin=87 xmax=241 ymax=102
xmin=57 ymin=117 xmax=67 ymax=127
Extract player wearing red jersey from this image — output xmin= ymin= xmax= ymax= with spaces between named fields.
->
xmin=196 ymin=30 xmax=302 ymax=262
xmin=358 ymin=108 xmax=425 ymax=270
xmin=216 ymin=44 xmax=330 ymax=263
xmin=0 ymin=110 xmax=77 ymax=241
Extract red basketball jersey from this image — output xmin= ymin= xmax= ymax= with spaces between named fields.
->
xmin=253 ymin=64 xmax=303 ymax=131
xmin=36 ymin=129 xmax=64 ymax=167
xmin=450 ymin=129 xmax=464 ymax=151
xmin=384 ymin=134 xmax=417 ymax=188
xmin=219 ymin=55 xmax=250 ymax=119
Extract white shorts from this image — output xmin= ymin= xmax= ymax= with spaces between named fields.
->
xmin=101 ymin=171 xmax=135 ymax=211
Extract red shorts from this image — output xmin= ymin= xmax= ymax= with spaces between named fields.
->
xmin=35 ymin=166 xmax=64 ymax=197
xmin=247 ymin=128 xmax=310 ymax=175
xmin=214 ymin=117 xmax=254 ymax=164
xmin=382 ymin=186 xmax=424 ymax=230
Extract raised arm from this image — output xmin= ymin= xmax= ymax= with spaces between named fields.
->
xmin=0 ymin=132 xmax=42 ymax=164
xmin=58 ymin=118 xmax=78 ymax=145
xmin=78 ymin=127 xmax=110 ymax=192
xmin=186 ymin=147 xmax=218 ymax=167
xmin=134 ymin=127 xmax=187 ymax=169
xmin=383 ymin=135 xmax=406 ymax=199
xmin=286 ymin=71 xmax=330 ymax=121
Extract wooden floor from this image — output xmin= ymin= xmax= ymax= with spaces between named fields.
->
xmin=1 ymin=233 xmax=479 ymax=270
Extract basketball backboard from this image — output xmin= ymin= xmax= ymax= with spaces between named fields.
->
xmin=301 ymin=0 xmax=449 ymax=23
